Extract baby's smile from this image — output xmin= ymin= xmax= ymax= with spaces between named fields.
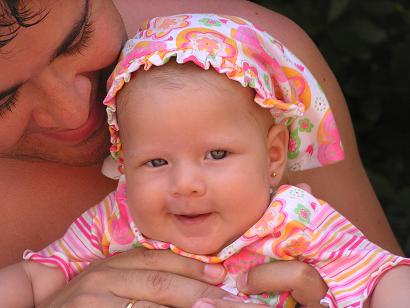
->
xmin=170 ymin=211 xmax=217 ymax=238
xmin=173 ymin=212 xmax=214 ymax=224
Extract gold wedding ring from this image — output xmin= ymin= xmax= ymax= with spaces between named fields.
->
xmin=125 ymin=299 xmax=137 ymax=308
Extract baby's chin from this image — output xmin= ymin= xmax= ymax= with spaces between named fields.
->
xmin=171 ymin=236 xmax=237 ymax=256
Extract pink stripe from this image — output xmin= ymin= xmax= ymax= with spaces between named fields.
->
xmin=51 ymin=254 xmax=76 ymax=280
xmin=307 ymin=215 xmax=348 ymax=254
xmin=330 ymin=255 xmax=389 ymax=301
xmin=310 ymin=205 xmax=334 ymax=229
xmin=303 ymin=226 xmax=350 ymax=267
xmin=323 ymin=293 xmax=337 ymax=307
xmin=338 ymin=254 xmax=388 ymax=287
xmin=313 ymin=222 xmax=361 ymax=264
xmin=62 ymin=223 xmax=101 ymax=260
xmin=92 ymin=215 xmax=104 ymax=246
xmin=64 ymin=232 xmax=88 ymax=258
xmin=28 ymin=254 xmax=71 ymax=281
xmin=322 ymin=248 xmax=374 ymax=278
xmin=76 ymin=216 xmax=93 ymax=240
xmin=73 ymin=231 xmax=102 ymax=259
xmin=97 ymin=197 xmax=113 ymax=233
xmin=325 ymin=237 xmax=366 ymax=266
xmin=345 ymin=236 xmax=367 ymax=251
xmin=91 ymin=234 xmax=103 ymax=251
xmin=328 ymin=236 xmax=357 ymax=257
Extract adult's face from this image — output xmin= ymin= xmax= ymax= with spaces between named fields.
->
xmin=0 ymin=0 xmax=126 ymax=165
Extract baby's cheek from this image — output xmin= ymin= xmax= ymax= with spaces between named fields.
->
xmin=128 ymin=190 xmax=165 ymax=234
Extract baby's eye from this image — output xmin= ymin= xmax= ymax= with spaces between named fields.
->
xmin=206 ymin=150 xmax=229 ymax=160
xmin=145 ymin=159 xmax=168 ymax=168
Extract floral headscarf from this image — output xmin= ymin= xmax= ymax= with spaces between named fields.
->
xmin=104 ymin=14 xmax=344 ymax=173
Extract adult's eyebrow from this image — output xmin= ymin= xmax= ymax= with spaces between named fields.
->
xmin=50 ymin=0 xmax=89 ymax=61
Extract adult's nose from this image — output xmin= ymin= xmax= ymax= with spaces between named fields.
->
xmin=170 ymin=163 xmax=207 ymax=198
xmin=30 ymin=67 xmax=92 ymax=130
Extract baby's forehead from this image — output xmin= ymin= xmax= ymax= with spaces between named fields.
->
xmin=124 ymin=61 xmax=238 ymax=92
xmin=117 ymin=61 xmax=272 ymax=130
xmin=117 ymin=63 xmax=241 ymax=111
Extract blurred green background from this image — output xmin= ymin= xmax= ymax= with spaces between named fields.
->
xmin=250 ymin=0 xmax=410 ymax=256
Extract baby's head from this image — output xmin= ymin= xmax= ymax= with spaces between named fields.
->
xmin=104 ymin=14 xmax=343 ymax=255
xmin=115 ymin=60 xmax=288 ymax=254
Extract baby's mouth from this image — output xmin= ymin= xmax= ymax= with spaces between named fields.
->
xmin=174 ymin=213 xmax=212 ymax=225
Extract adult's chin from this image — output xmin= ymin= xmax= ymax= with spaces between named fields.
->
xmin=0 ymin=125 xmax=111 ymax=167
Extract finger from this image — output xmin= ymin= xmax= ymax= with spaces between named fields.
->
xmin=38 ymin=279 xmax=171 ymax=308
xmin=127 ymin=299 xmax=168 ymax=308
xmin=41 ymin=293 xmax=127 ymax=308
xmin=294 ymin=183 xmax=312 ymax=193
xmin=193 ymin=298 xmax=267 ymax=308
xmin=100 ymin=248 xmax=226 ymax=284
xmin=38 ymin=249 xmax=227 ymax=308
xmin=85 ymin=267 xmax=229 ymax=307
xmin=237 ymin=261 xmax=327 ymax=305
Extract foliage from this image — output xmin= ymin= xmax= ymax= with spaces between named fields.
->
xmin=251 ymin=0 xmax=410 ymax=255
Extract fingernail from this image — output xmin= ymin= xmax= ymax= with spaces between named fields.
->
xmin=222 ymin=294 xmax=243 ymax=302
xmin=204 ymin=264 xmax=225 ymax=280
xmin=236 ymin=272 xmax=248 ymax=290
xmin=192 ymin=298 xmax=215 ymax=308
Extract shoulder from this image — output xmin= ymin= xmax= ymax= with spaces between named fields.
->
xmin=89 ymin=190 xmax=118 ymax=222
xmin=114 ymin=0 xmax=311 ymax=50
xmin=273 ymin=185 xmax=334 ymax=227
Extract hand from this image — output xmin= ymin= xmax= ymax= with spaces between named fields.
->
xmin=193 ymin=260 xmax=327 ymax=308
xmin=38 ymin=248 xmax=229 ymax=307
xmin=294 ymin=183 xmax=312 ymax=194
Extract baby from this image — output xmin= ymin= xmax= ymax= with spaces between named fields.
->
xmin=1 ymin=14 xmax=409 ymax=308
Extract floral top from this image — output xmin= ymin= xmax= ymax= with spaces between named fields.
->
xmin=24 ymin=183 xmax=410 ymax=307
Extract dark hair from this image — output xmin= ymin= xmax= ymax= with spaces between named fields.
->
xmin=0 ymin=0 xmax=47 ymax=48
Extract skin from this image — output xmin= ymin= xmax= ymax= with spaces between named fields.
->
xmin=0 ymin=0 xmax=402 ymax=306
xmin=1 ymin=65 xmax=407 ymax=307
xmin=1 ymin=0 xmax=124 ymax=264
xmin=0 ymin=62 xmax=288 ymax=307
xmin=119 ymin=63 xmax=287 ymax=256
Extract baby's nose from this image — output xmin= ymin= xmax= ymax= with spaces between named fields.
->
xmin=170 ymin=165 xmax=206 ymax=198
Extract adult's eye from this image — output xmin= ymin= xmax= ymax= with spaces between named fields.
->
xmin=145 ymin=158 xmax=168 ymax=168
xmin=206 ymin=150 xmax=229 ymax=160
xmin=0 ymin=90 xmax=19 ymax=118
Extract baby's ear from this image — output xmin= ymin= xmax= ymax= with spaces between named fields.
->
xmin=266 ymin=124 xmax=288 ymax=186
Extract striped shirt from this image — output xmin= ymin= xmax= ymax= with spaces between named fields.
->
xmin=24 ymin=184 xmax=410 ymax=307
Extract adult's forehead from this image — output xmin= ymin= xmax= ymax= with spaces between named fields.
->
xmin=0 ymin=0 xmax=82 ymax=90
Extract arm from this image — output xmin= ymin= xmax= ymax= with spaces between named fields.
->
xmin=0 ymin=261 xmax=65 ymax=307
xmin=296 ymin=193 xmax=410 ymax=307
xmin=370 ymin=266 xmax=410 ymax=308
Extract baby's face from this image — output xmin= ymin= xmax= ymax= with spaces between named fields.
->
xmin=117 ymin=64 xmax=286 ymax=255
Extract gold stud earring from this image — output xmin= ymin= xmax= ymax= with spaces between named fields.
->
xmin=272 ymin=171 xmax=277 ymax=178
